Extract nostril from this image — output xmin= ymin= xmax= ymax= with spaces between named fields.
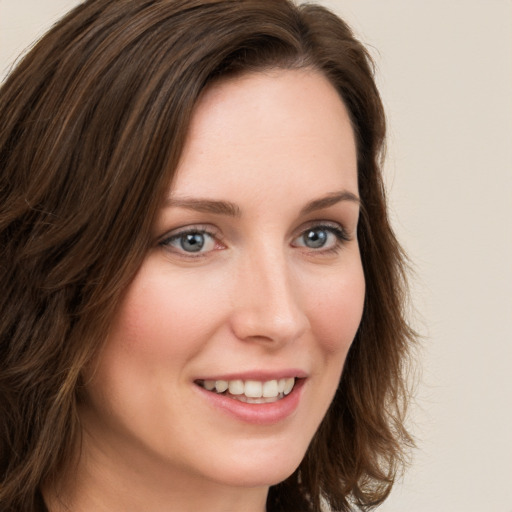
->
xmin=229 ymin=307 xmax=308 ymax=345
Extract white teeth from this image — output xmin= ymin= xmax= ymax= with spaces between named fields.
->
xmin=283 ymin=377 xmax=294 ymax=395
xmin=201 ymin=377 xmax=297 ymax=400
xmin=203 ymin=380 xmax=216 ymax=391
xmin=262 ymin=379 xmax=278 ymax=398
xmin=228 ymin=380 xmax=244 ymax=395
xmin=244 ymin=380 xmax=263 ymax=398
xmin=215 ymin=380 xmax=228 ymax=393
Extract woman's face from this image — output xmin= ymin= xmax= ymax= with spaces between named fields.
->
xmin=80 ymin=69 xmax=365 ymax=497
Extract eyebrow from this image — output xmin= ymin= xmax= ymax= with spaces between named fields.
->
xmin=165 ymin=190 xmax=360 ymax=218
xmin=164 ymin=197 xmax=241 ymax=217
xmin=299 ymin=190 xmax=360 ymax=215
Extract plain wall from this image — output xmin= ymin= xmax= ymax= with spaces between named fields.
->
xmin=1 ymin=1 xmax=511 ymax=511
xmin=324 ymin=3 xmax=512 ymax=511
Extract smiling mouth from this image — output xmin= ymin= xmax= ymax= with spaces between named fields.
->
xmin=196 ymin=377 xmax=297 ymax=404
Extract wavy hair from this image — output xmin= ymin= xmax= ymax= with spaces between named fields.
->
xmin=0 ymin=1 xmax=414 ymax=510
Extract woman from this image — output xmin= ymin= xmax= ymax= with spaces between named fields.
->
xmin=0 ymin=0 xmax=414 ymax=511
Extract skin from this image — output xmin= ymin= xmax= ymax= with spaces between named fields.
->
xmin=49 ymin=69 xmax=365 ymax=512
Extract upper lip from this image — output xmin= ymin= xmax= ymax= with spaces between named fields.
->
xmin=195 ymin=369 xmax=308 ymax=382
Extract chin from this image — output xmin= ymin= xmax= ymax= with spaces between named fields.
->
xmin=219 ymin=465 xmax=299 ymax=489
xmin=207 ymin=441 xmax=306 ymax=489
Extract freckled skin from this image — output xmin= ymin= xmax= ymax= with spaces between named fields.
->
xmin=70 ymin=69 xmax=365 ymax=512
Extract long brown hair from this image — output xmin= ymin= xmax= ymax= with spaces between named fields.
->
xmin=0 ymin=1 xmax=414 ymax=510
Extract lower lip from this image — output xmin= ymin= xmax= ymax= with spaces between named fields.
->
xmin=195 ymin=380 xmax=305 ymax=425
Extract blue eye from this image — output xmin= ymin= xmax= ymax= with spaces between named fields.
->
xmin=178 ymin=232 xmax=207 ymax=252
xmin=293 ymin=225 xmax=349 ymax=251
xmin=161 ymin=229 xmax=217 ymax=254
xmin=303 ymin=228 xmax=329 ymax=248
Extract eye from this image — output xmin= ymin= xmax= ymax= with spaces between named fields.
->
xmin=160 ymin=228 xmax=219 ymax=255
xmin=292 ymin=224 xmax=350 ymax=251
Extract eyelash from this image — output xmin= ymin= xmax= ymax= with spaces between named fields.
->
xmin=293 ymin=224 xmax=351 ymax=254
xmin=159 ymin=225 xmax=222 ymax=258
xmin=158 ymin=222 xmax=351 ymax=258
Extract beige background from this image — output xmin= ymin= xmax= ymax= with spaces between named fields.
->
xmin=1 ymin=1 xmax=511 ymax=511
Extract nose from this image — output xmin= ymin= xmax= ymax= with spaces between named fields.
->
xmin=229 ymin=248 xmax=309 ymax=346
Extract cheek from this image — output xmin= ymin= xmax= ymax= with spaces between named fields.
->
xmin=111 ymin=264 xmax=220 ymax=361
xmin=308 ymin=262 xmax=365 ymax=355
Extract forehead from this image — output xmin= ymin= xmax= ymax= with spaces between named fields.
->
xmin=171 ymin=68 xmax=358 ymax=202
